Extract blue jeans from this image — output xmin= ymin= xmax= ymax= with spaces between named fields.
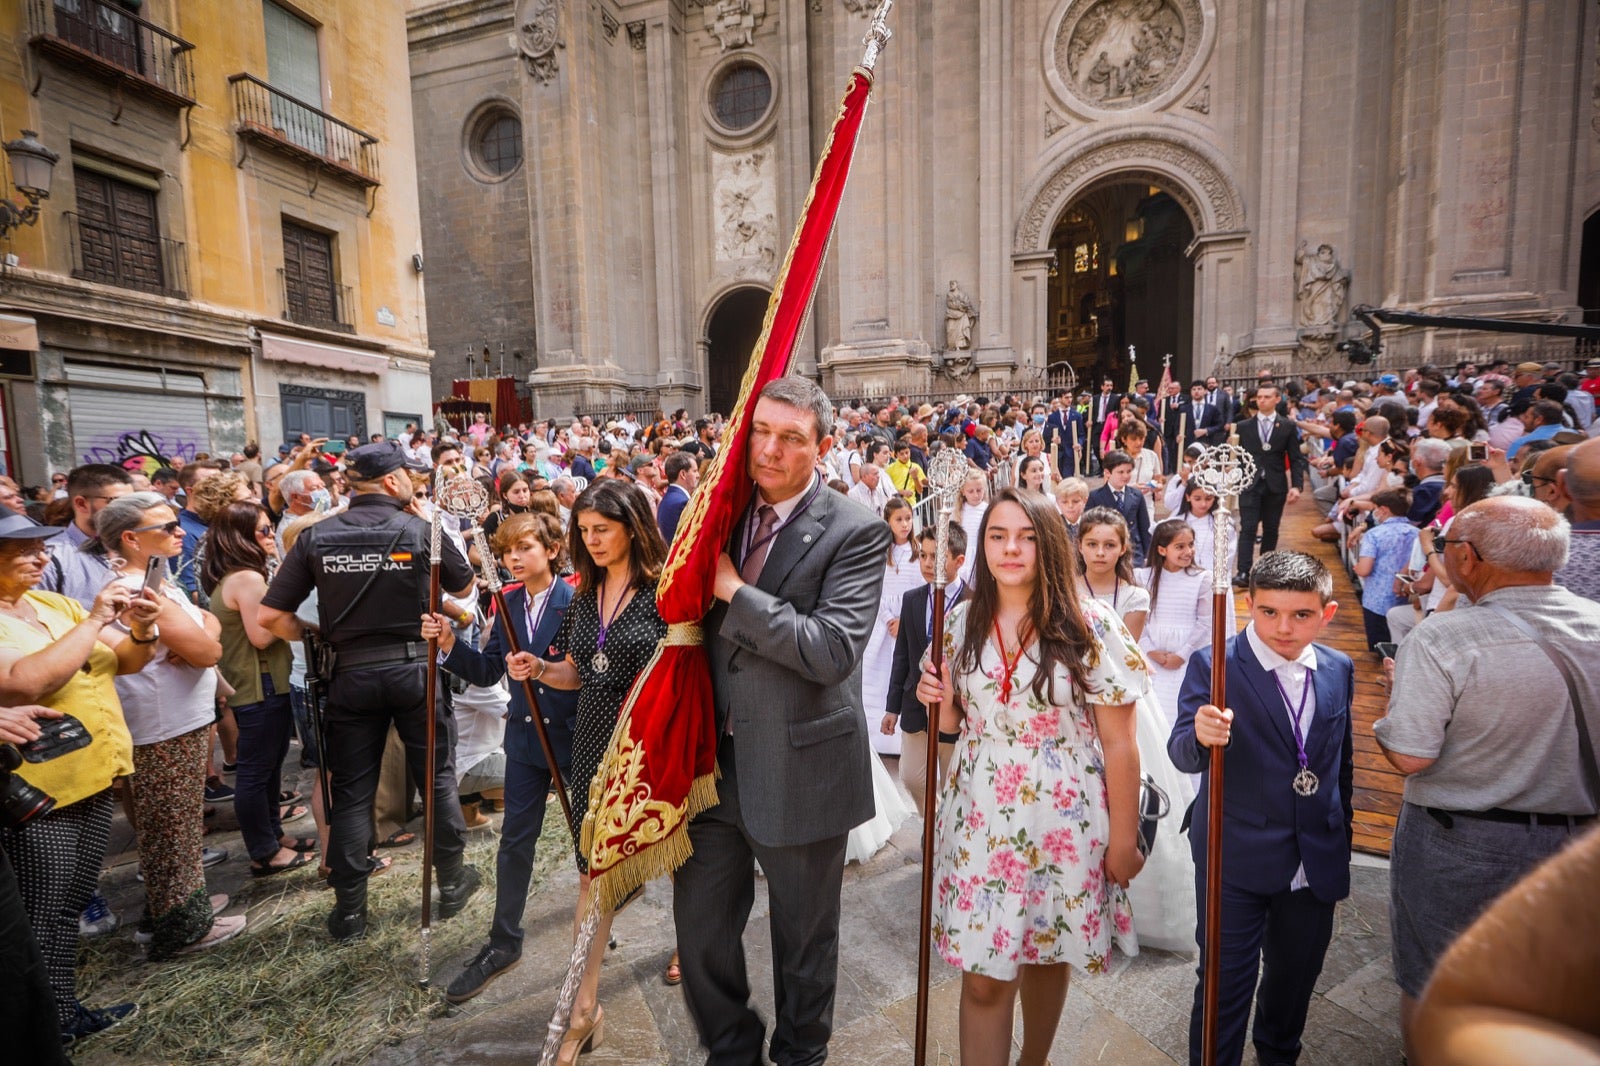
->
xmin=233 ymin=674 xmax=293 ymax=863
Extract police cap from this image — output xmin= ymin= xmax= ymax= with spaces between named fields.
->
xmin=346 ymin=441 xmax=429 ymax=481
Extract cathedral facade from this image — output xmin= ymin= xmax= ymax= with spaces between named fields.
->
xmin=407 ymin=0 xmax=1596 ymax=417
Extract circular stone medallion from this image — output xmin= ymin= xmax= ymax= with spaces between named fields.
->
xmin=1053 ymin=0 xmax=1203 ymax=112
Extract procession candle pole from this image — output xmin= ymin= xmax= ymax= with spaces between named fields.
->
xmin=1190 ymin=443 xmax=1255 ymax=1066
xmin=419 ymin=464 xmax=445 ymax=987
xmin=437 ymin=474 xmax=578 ymax=848
xmin=915 ymin=448 xmax=970 ymax=1066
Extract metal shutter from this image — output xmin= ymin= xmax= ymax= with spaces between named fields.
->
xmin=66 ymin=362 xmax=212 ymax=469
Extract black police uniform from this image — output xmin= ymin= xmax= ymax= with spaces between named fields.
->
xmin=262 ymin=468 xmax=476 ymax=932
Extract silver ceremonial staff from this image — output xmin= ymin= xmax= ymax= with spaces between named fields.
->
xmin=1189 ymin=443 xmax=1254 ymax=1066
xmin=419 ymin=463 xmax=447 ymax=986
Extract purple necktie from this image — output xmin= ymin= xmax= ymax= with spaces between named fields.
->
xmin=740 ymin=505 xmax=779 ymax=585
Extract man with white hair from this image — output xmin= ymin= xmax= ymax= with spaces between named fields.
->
xmin=847 ymin=459 xmax=890 ymax=516
xmin=549 ymin=476 xmax=578 ymax=531
xmin=568 ymin=436 xmax=597 ymax=482
xmin=1406 ymin=437 xmax=1451 ymax=527
xmin=275 ymin=469 xmax=329 ymax=550
xmin=1375 ymin=496 xmax=1600 ymax=1061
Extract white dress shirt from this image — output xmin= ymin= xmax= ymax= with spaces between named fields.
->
xmin=1243 ymin=622 xmax=1319 ymax=892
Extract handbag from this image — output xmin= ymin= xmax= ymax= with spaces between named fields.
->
xmin=1136 ymin=773 xmax=1170 ymax=858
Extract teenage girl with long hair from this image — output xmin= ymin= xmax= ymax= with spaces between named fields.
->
xmin=917 ymin=487 xmax=1148 ymax=1066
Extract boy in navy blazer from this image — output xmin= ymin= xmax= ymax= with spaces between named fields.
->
xmin=1168 ymin=550 xmax=1354 ymax=1066
xmin=1086 ymin=450 xmax=1152 ymax=565
xmin=423 ymin=511 xmax=579 ymax=1003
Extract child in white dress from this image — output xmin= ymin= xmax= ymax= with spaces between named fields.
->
xmin=1081 ymin=509 xmax=1199 ymax=954
xmin=918 ymin=488 xmax=1147 ymax=1066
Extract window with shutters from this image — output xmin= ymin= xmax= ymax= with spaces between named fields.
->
xmin=70 ymin=165 xmax=176 ymax=296
xmin=279 ymin=219 xmax=350 ymax=332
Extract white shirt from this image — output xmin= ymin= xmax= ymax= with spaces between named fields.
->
xmin=746 ymin=472 xmax=819 ymax=555
xmin=1243 ymin=622 xmax=1319 ymax=892
xmin=109 ymin=575 xmax=218 ymax=746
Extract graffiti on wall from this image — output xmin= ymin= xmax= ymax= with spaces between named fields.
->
xmin=81 ymin=429 xmax=202 ymax=476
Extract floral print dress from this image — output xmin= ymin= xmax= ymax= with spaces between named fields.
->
xmin=930 ymin=597 xmax=1150 ymax=980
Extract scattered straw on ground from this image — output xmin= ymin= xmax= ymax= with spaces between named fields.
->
xmin=75 ymin=816 xmax=575 ymax=1066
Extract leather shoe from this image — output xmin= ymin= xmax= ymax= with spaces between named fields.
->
xmin=436 ymin=866 xmax=482 ymax=920
xmin=445 ymin=943 xmax=522 ymax=1003
xmin=1231 ymin=572 xmax=1250 ymax=589
xmin=327 ymin=905 xmax=367 ymax=942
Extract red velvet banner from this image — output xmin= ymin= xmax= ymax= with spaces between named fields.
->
xmin=580 ymin=69 xmax=877 ymax=909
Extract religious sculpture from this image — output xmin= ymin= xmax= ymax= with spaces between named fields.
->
xmin=516 ymin=0 xmax=563 ymax=83
xmin=944 ymin=281 xmax=977 ymax=352
xmin=714 ymin=150 xmax=777 ymax=272
xmin=1062 ymin=0 xmax=1187 ymax=108
xmin=1295 ymin=241 xmax=1351 ymax=360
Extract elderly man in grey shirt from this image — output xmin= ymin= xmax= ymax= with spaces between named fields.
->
xmin=1374 ymin=496 xmax=1600 ymax=1061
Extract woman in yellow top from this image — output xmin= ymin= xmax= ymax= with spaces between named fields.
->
xmin=0 ymin=510 xmax=161 ymax=1044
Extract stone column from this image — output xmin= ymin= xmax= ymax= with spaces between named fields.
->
xmin=1010 ymin=251 xmax=1056 ymax=375
xmin=1188 ymin=230 xmax=1251 ymax=378
xmin=1242 ymin=0 xmax=1305 ymax=364
xmin=972 ymin=0 xmax=1016 ymax=375
xmin=643 ymin=12 xmax=696 ymax=412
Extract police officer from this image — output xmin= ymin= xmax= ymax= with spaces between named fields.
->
xmin=259 ymin=441 xmax=479 ymax=940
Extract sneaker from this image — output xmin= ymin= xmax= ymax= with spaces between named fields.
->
xmin=78 ymin=893 xmax=119 ymax=937
xmin=204 ymin=778 xmax=236 ymax=803
xmin=444 ymin=944 xmax=522 ymax=1003
xmin=201 ymin=846 xmax=229 ymax=868
xmin=62 ymin=1001 xmax=139 ymax=1045
xmin=178 ymin=914 xmax=246 ymax=954
xmin=135 ymin=894 xmax=230 ymax=945
xmin=435 ymin=866 xmax=482 ymax=920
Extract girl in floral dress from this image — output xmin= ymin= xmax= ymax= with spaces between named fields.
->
xmin=917 ymin=488 xmax=1149 ymax=1066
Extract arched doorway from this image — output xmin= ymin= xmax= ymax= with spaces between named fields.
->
xmin=1047 ymin=183 xmax=1196 ymax=387
xmin=704 ymin=287 xmax=769 ymax=416
xmin=1580 ymin=209 xmax=1600 ymax=331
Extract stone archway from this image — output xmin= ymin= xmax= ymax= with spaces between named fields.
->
xmin=1012 ymin=127 xmax=1248 ymax=381
xmin=702 ymin=286 xmax=771 ymax=416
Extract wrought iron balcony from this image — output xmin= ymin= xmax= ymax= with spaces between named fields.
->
xmin=65 ymin=211 xmax=189 ymax=300
xmin=28 ymin=0 xmax=195 ymax=108
xmin=231 ymin=74 xmax=381 ymax=189
xmin=278 ymin=267 xmax=354 ymax=334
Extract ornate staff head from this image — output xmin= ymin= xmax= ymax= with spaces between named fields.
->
xmin=926 ymin=448 xmax=970 ymax=587
xmin=860 ymin=0 xmax=895 ymax=72
xmin=1191 ymin=443 xmax=1256 ymax=592
xmin=436 ymin=472 xmax=497 ymax=589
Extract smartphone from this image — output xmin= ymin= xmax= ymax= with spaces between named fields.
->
xmin=1468 ymin=441 xmax=1488 ymax=462
xmin=142 ymin=555 xmax=165 ymax=594
xmin=1374 ymin=642 xmax=1398 ymax=660
xmin=1395 ymin=572 xmax=1414 ymax=587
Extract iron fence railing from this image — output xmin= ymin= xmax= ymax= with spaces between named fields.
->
xmin=29 ymin=0 xmax=195 ymax=104
xmin=65 ymin=210 xmax=188 ymax=299
xmin=277 ymin=267 xmax=354 ymax=333
xmin=230 ymin=73 xmax=380 ymax=187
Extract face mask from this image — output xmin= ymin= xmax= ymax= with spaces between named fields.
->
xmin=310 ymin=488 xmax=332 ymax=513
xmin=1032 ymin=414 xmax=1046 ymax=425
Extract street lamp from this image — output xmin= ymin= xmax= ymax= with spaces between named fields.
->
xmin=0 ymin=130 xmax=59 ymax=240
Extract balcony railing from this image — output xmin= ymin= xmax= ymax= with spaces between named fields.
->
xmin=28 ymin=0 xmax=195 ymax=107
xmin=278 ymin=268 xmax=354 ymax=334
xmin=65 ymin=211 xmax=189 ymax=300
xmin=231 ymin=74 xmax=381 ymax=188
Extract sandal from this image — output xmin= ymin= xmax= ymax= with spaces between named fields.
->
xmin=280 ymin=804 xmax=310 ymax=823
xmin=663 ymin=952 xmax=682 ymax=986
xmin=278 ymin=788 xmax=304 ymax=806
xmin=378 ymin=830 xmax=417 ymax=848
xmin=370 ymin=854 xmax=394 ymax=876
xmin=250 ymin=852 xmax=315 ymax=878
xmin=283 ymin=836 xmax=318 ymax=853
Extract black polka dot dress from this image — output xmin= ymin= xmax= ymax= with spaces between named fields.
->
xmin=551 ymin=579 xmax=667 ymax=872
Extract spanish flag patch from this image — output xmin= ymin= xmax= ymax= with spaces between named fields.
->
xmin=389 ymin=552 xmax=413 ymax=563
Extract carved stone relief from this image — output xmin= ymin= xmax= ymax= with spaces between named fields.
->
xmin=713 ymin=150 xmax=778 ymax=275
xmin=705 ymin=0 xmax=764 ymax=52
xmin=1053 ymin=0 xmax=1203 ymax=112
xmin=840 ymin=0 xmax=871 ymax=15
xmin=1185 ymin=81 xmax=1210 ymax=114
xmin=1294 ymin=240 xmax=1350 ymax=359
xmin=943 ymin=280 xmax=978 ymax=353
xmin=1045 ymin=108 xmax=1070 ymax=137
xmin=516 ymin=0 xmax=563 ymax=83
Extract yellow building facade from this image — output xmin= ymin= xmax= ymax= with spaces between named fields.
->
xmin=0 ymin=0 xmax=432 ymax=482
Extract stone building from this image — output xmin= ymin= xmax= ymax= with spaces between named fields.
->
xmin=0 ymin=0 xmax=433 ymax=484
xmin=408 ymin=0 xmax=1596 ymax=419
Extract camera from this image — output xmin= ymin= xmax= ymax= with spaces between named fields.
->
xmin=0 ymin=743 xmax=55 ymax=829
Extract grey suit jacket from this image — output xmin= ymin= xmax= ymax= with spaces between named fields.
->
xmin=706 ymin=479 xmax=890 ymax=848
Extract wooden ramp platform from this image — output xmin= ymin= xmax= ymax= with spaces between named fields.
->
xmin=1245 ymin=497 xmax=1402 ymax=857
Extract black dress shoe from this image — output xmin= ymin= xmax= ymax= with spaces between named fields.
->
xmin=436 ymin=866 xmax=482 ymax=920
xmin=327 ymin=905 xmax=367 ymax=942
xmin=1232 ymin=572 xmax=1250 ymax=589
xmin=445 ymin=943 xmax=522 ymax=1003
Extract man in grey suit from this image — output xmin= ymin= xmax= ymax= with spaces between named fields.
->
xmin=674 ymin=377 xmax=890 ymax=1065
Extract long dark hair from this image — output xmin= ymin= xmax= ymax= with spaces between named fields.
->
xmin=1175 ymin=476 xmax=1215 ymax=518
xmin=1076 ymin=506 xmax=1136 ymax=586
xmin=568 ymin=478 xmax=666 ymax=593
xmin=954 ymin=488 xmax=1096 ymax=703
xmin=1143 ymin=518 xmax=1199 ymax=615
xmin=201 ymin=501 xmax=271 ymax=595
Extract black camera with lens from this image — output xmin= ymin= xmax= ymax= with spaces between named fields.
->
xmin=0 ymin=714 xmax=92 ymax=829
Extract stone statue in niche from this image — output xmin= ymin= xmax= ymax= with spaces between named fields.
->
xmin=1295 ymin=241 xmax=1350 ymax=330
xmin=1064 ymin=0 xmax=1185 ymax=107
xmin=944 ymin=281 xmax=978 ymax=352
xmin=706 ymin=0 xmax=759 ymax=52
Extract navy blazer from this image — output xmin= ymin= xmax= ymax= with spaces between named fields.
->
xmin=1174 ymin=398 xmax=1226 ymax=449
xmin=441 ymin=579 xmax=578 ymax=771
xmin=658 ymin=483 xmax=691 ymax=544
xmin=887 ymin=582 xmax=968 ymax=732
xmin=1085 ymin=483 xmax=1151 ymax=565
xmin=1167 ymin=635 xmax=1355 ymax=904
xmin=1043 ymin=409 xmax=1087 ymax=476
